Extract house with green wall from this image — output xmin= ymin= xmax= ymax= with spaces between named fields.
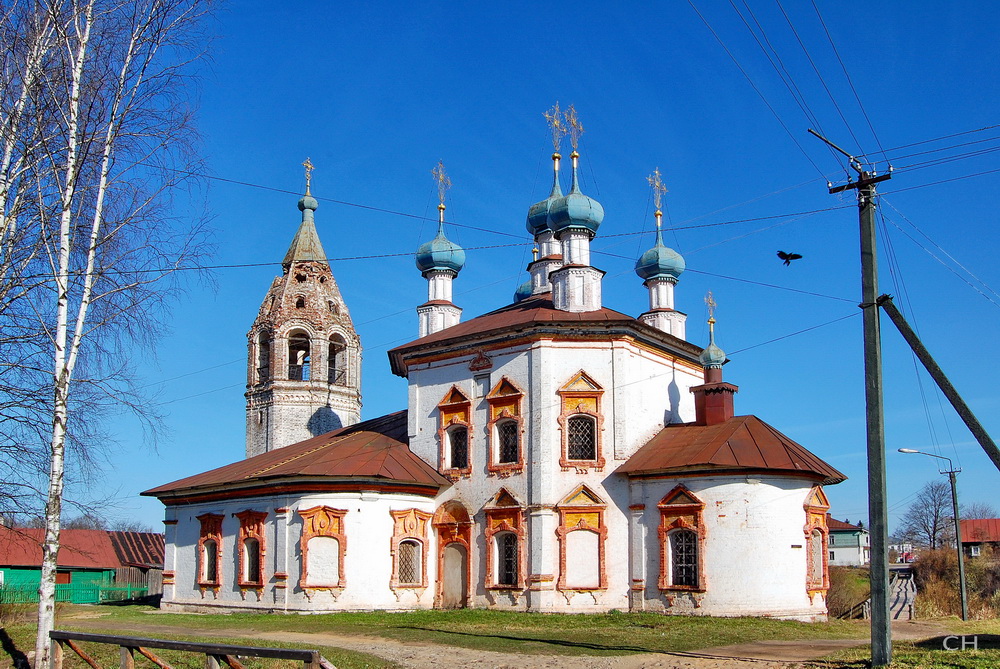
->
xmin=0 ymin=526 xmax=162 ymax=603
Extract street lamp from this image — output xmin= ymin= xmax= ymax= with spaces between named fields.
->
xmin=898 ymin=448 xmax=968 ymax=620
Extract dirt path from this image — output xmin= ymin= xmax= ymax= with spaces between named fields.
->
xmin=55 ymin=615 xmax=950 ymax=669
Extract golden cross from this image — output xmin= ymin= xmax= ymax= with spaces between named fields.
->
xmin=302 ymin=157 xmax=314 ymax=195
xmin=432 ymin=160 xmax=451 ymax=206
xmin=565 ymin=104 xmax=584 ymax=151
xmin=705 ymin=291 xmax=717 ymax=321
xmin=647 ymin=167 xmax=668 ymax=213
xmin=544 ymin=102 xmax=566 ymax=152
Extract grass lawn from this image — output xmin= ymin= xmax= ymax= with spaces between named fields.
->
xmin=52 ymin=604 xmax=867 ymax=656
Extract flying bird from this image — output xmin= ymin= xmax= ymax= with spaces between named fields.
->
xmin=777 ymin=251 xmax=802 ymax=266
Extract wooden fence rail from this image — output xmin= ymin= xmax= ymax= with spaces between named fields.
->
xmin=50 ymin=631 xmax=335 ymax=669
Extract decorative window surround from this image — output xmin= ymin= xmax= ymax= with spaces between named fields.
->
xmin=390 ymin=508 xmax=432 ymax=594
xmin=804 ymin=487 xmax=831 ymax=600
xmin=484 ymin=489 xmax=526 ymax=590
xmin=235 ymin=510 xmax=267 ymax=593
xmin=433 ymin=501 xmax=473 ymax=607
xmin=657 ymin=485 xmax=706 ymax=593
xmin=196 ymin=513 xmax=223 ymax=591
xmin=298 ymin=506 xmax=348 ymax=596
xmin=437 ymin=386 xmax=473 ymax=480
xmin=556 ymin=486 xmax=608 ymax=592
xmin=556 ymin=371 xmax=605 ymax=472
xmin=486 ymin=377 xmax=525 ymax=477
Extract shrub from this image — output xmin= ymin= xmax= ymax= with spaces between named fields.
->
xmin=912 ymin=546 xmax=1000 ymax=618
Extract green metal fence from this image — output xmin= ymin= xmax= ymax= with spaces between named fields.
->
xmin=0 ymin=583 xmax=148 ymax=604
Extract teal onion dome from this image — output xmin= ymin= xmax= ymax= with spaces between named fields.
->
xmin=298 ymin=194 xmax=318 ymax=212
xmin=635 ymin=227 xmax=685 ymax=280
xmin=513 ymin=279 xmax=532 ymax=302
xmin=549 ymin=154 xmax=604 ymax=236
xmin=700 ymin=320 xmax=726 ymax=368
xmin=526 ymin=154 xmax=564 ymax=236
xmin=416 ymin=208 xmax=466 ymax=274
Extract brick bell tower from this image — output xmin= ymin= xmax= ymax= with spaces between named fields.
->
xmin=245 ymin=162 xmax=362 ymax=457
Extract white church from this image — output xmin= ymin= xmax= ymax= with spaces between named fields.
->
xmin=144 ymin=121 xmax=845 ymax=621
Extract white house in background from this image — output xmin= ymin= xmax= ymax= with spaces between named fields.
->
xmin=144 ymin=138 xmax=846 ymax=621
xmin=827 ymin=516 xmax=870 ymax=566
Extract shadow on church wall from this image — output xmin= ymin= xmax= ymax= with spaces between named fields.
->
xmin=307 ymin=405 xmax=342 ymax=436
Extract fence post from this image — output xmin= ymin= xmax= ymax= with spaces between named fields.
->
xmin=50 ymin=639 xmax=63 ymax=669
xmin=121 ymin=647 xmax=135 ymax=669
xmin=205 ymin=654 xmax=220 ymax=669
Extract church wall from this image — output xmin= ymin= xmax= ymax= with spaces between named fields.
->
xmin=159 ymin=491 xmax=436 ymax=613
xmin=629 ymin=475 xmax=829 ymax=621
xmin=403 ymin=335 xmax=707 ymax=612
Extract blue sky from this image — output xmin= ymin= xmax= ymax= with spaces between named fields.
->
xmin=91 ymin=1 xmax=1000 ymax=532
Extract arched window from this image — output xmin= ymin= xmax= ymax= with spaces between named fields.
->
xmin=496 ymin=419 xmax=518 ymax=464
xmin=288 ymin=332 xmax=310 ymax=381
xmin=448 ymin=425 xmax=468 ymax=470
xmin=328 ymin=334 xmax=346 ymax=384
xmin=242 ymin=538 xmax=261 ymax=585
xmin=567 ymin=415 xmax=596 ymax=460
xmin=201 ymin=539 xmax=218 ymax=584
xmin=256 ymin=332 xmax=270 ymax=383
xmin=397 ymin=539 xmax=422 ymax=586
xmin=669 ymin=530 xmax=698 ymax=587
xmin=295 ymin=296 xmax=305 ymax=308
xmin=496 ymin=533 xmax=518 ymax=586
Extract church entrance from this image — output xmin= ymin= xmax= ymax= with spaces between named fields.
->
xmin=440 ymin=543 xmax=468 ymax=608
xmin=433 ymin=500 xmax=472 ymax=609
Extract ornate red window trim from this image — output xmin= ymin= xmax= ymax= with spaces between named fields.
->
xmin=390 ymin=509 xmax=432 ymax=591
xmin=486 ymin=377 xmax=525 ymax=477
xmin=437 ymin=386 xmax=473 ymax=480
xmin=556 ymin=371 xmax=605 ymax=472
xmin=483 ymin=489 xmax=526 ymax=590
xmin=298 ymin=505 xmax=348 ymax=592
xmin=804 ymin=486 xmax=831 ymax=598
xmin=556 ymin=485 xmax=608 ymax=592
xmin=657 ymin=485 xmax=707 ymax=593
xmin=235 ymin=509 xmax=267 ymax=590
xmin=196 ymin=513 xmax=223 ymax=589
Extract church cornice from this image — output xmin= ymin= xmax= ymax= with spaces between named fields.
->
xmin=145 ymin=476 xmax=443 ymax=506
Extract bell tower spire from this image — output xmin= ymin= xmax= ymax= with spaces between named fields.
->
xmin=245 ymin=161 xmax=362 ymax=458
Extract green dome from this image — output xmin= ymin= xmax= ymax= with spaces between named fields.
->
xmin=513 ymin=279 xmax=532 ymax=302
xmin=549 ymin=159 xmax=603 ymax=236
xmin=635 ymin=228 xmax=685 ymax=280
xmin=416 ymin=222 xmax=465 ymax=274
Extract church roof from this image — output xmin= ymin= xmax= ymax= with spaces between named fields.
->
xmin=282 ymin=215 xmax=328 ymax=266
xmin=618 ymin=415 xmax=846 ymax=485
xmin=388 ymin=294 xmax=703 ymax=376
xmin=142 ymin=411 xmax=449 ymax=501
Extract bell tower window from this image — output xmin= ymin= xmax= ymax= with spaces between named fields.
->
xmin=256 ymin=332 xmax=270 ymax=383
xmin=328 ymin=334 xmax=347 ymax=384
xmin=288 ymin=331 xmax=311 ymax=381
xmin=295 ymin=296 xmax=305 ymax=308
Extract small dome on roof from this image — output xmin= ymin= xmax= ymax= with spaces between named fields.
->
xmin=549 ymin=154 xmax=604 ymax=236
xmin=514 ymin=279 xmax=532 ymax=302
xmin=700 ymin=318 xmax=726 ymax=368
xmin=416 ymin=211 xmax=465 ymax=274
xmin=527 ymin=154 xmax=564 ymax=236
xmin=298 ymin=194 xmax=318 ymax=212
xmin=635 ymin=227 xmax=685 ymax=280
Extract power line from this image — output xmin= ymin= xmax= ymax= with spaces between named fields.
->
xmin=727 ymin=312 xmax=858 ymax=354
xmin=857 ymin=123 xmax=1000 ymax=159
xmin=686 ymin=0 xmax=827 ymax=178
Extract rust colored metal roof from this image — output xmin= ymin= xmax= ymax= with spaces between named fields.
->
xmin=0 ymin=527 xmax=122 ymax=569
xmin=961 ymin=518 xmax=1000 ymax=543
xmin=108 ymin=531 xmax=164 ymax=568
xmin=388 ymin=294 xmax=702 ymax=376
xmin=617 ymin=415 xmax=846 ymax=485
xmin=827 ymin=515 xmax=864 ymax=531
xmin=142 ymin=411 xmax=450 ymax=498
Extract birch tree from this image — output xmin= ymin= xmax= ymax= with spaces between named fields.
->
xmin=0 ymin=2 xmax=212 ymax=666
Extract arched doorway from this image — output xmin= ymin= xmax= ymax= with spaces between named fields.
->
xmin=433 ymin=500 xmax=472 ymax=609
xmin=441 ymin=543 xmax=468 ymax=608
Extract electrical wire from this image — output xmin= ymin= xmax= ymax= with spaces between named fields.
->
xmin=810 ymin=0 xmax=888 ymax=163
xmin=686 ymin=0 xmax=828 ymax=178
xmin=857 ymin=123 xmax=1000 ymax=160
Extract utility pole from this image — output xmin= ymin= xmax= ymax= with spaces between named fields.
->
xmin=809 ymin=129 xmax=892 ymax=667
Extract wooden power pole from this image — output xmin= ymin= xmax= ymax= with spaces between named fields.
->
xmin=809 ymin=129 xmax=892 ymax=667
